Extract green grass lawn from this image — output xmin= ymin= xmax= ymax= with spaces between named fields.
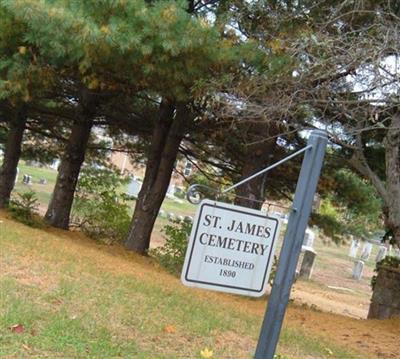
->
xmin=0 ymin=215 xmax=368 ymax=359
xmin=12 ymin=162 xmax=58 ymax=206
xmin=11 ymin=163 xmax=197 ymax=218
xmin=160 ymin=198 xmax=197 ymax=216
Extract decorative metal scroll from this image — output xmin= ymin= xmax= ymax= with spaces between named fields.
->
xmin=186 ymin=144 xmax=313 ymax=208
xmin=186 ymin=184 xmax=219 ymax=204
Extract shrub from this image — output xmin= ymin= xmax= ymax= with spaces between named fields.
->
xmin=9 ymin=190 xmax=43 ymax=227
xmin=371 ymin=255 xmax=400 ymax=290
xmin=72 ymin=166 xmax=131 ymax=244
xmin=150 ymin=219 xmax=192 ymax=275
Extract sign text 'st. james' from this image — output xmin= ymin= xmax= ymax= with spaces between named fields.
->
xmin=181 ymin=200 xmax=281 ymax=297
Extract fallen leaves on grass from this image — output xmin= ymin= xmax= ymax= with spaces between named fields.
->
xmin=22 ymin=344 xmax=32 ymax=351
xmin=163 ymin=325 xmax=176 ymax=334
xmin=10 ymin=324 xmax=25 ymax=334
xmin=200 ymin=347 xmax=213 ymax=358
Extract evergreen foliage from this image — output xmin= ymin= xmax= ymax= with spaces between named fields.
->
xmin=313 ymin=168 xmax=382 ymax=241
xmin=71 ymin=165 xmax=131 ymax=243
xmin=371 ymin=256 xmax=400 ymax=290
xmin=9 ymin=190 xmax=43 ymax=227
xmin=0 ymin=0 xmax=395 ymax=250
xmin=150 ymin=219 xmax=192 ymax=275
xmin=1 ymin=0 xmax=244 ymax=99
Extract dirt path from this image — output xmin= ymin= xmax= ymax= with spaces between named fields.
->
xmin=282 ymin=303 xmax=397 ymax=358
xmin=288 ymin=312 xmax=399 ymax=359
xmin=290 ymin=281 xmax=369 ymax=319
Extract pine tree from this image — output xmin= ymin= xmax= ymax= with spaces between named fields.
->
xmin=1 ymin=0 xmax=243 ymax=232
xmin=0 ymin=5 xmax=57 ymax=207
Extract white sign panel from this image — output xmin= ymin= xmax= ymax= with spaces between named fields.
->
xmin=181 ymin=199 xmax=281 ymax=297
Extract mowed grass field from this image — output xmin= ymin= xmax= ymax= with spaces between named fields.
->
xmin=12 ymin=162 xmax=197 ymax=218
xmin=0 ymin=214 xmax=367 ymax=359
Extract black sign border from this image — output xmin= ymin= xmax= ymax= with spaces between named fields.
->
xmin=184 ymin=202 xmax=279 ymax=293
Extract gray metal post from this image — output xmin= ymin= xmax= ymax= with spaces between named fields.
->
xmin=254 ymin=130 xmax=327 ymax=359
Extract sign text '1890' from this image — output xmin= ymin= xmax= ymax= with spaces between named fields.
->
xmin=181 ymin=199 xmax=281 ymax=297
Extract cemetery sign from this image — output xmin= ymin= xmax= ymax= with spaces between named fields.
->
xmin=181 ymin=199 xmax=281 ymax=297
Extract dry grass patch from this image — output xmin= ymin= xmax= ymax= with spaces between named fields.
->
xmin=0 ymin=214 xmax=389 ymax=358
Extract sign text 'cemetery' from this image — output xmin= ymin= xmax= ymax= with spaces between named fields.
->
xmin=181 ymin=199 xmax=281 ymax=297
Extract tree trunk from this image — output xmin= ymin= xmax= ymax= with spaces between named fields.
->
xmin=235 ymin=146 xmax=274 ymax=210
xmin=124 ymin=100 xmax=189 ymax=254
xmin=45 ymin=116 xmax=93 ymax=229
xmin=0 ymin=106 xmax=27 ymax=208
xmin=368 ymin=266 xmax=400 ymax=319
xmin=384 ymin=112 xmax=400 ymax=249
xmin=360 ymin=111 xmax=400 ymax=319
xmin=235 ymin=124 xmax=278 ymax=210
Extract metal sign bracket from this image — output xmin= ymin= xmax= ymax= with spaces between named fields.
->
xmin=185 ymin=130 xmax=328 ymax=359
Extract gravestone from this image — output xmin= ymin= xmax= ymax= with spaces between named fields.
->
xmin=127 ymin=178 xmax=142 ymax=197
xmin=348 ymin=238 xmax=360 ymax=258
xmin=167 ymin=213 xmax=176 ymax=221
xmin=299 ymin=248 xmax=317 ymax=280
xmin=303 ymin=228 xmax=315 ymax=248
xmin=166 ymin=185 xmax=176 ymax=198
xmin=184 ymin=215 xmax=193 ymax=223
xmin=22 ymin=174 xmax=32 ymax=185
xmin=375 ymin=246 xmax=387 ymax=263
xmin=352 ymin=260 xmax=364 ymax=280
xmin=360 ymin=242 xmax=373 ymax=261
xmin=50 ymin=159 xmax=60 ymax=170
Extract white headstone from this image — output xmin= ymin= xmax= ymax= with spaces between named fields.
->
xmin=127 ymin=178 xmax=142 ymax=197
xmin=50 ymin=159 xmax=60 ymax=170
xmin=167 ymin=213 xmax=176 ymax=221
xmin=349 ymin=239 xmax=360 ymax=258
xmin=352 ymin=260 xmax=364 ymax=280
xmin=375 ymin=246 xmax=387 ymax=262
xmin=303 ymin=228 xmax=315 ymax=248
xmin=360 ymin=242 xmax=373 ymax=261
xmin=166 ymin=185 xmax=176 ymax=198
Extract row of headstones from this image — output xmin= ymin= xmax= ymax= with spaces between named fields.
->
xmin=348 ymin=239 xmax=390 ymax=262
xmin=299 ymin=235 xmax=396 ymax=282
xmin=298 ymin=235 xmax=393 ymax=282
xmin=350 ymin=239 xmax=400 ymax=280
xmin=158 ymin=209 xmax=193 ymax=224
xmin=297 ymin=230 xmax=394 ymax=282
xmin=22 ymin=174 xmax=33 ymax=185
xmin=17 ymin=172 xmax=47 ymax=186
